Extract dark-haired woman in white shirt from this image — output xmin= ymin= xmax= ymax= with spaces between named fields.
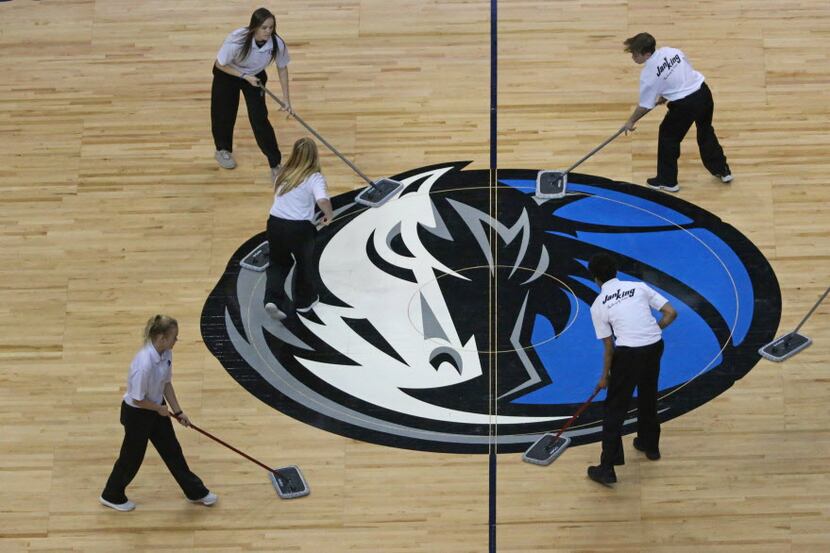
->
xmin=212 ymin=8 xmax=293 ymax=182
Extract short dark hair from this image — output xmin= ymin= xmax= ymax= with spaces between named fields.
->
xmin=623 ymin=33 xmax=656 ymax=55
xmin=589 ymin=253 xmax=618 ymax=283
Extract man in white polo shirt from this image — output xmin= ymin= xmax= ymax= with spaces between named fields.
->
xmin=586 ymin=252 xmax=677 ymax=486
xmin=622 ymin=32 xmax=732 ymax=193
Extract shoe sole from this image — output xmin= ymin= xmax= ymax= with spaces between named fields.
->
xmin=296 ymin=299 xmax=319 ymax=313
xmin=264 ymin=304 xmax=287 ymax=320
xmin=99 ymin=496 xmax=135 ymax=512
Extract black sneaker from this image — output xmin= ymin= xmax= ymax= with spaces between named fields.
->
xmin=296 ymin=296 xmax=319 ymax=314
xmin=633 ymin=437 xmax=661 ymax=460
xmin=646 ymin=178 xmax=680 ymax=193
xmin=587 ymin=465 xmax=617 ymax=486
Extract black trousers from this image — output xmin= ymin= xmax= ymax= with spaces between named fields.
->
xmin=101 ymin=402 xmax=208 ymax=504
xmin=656 ymin=82 xmax=729 ymax=185
xmin=210 ymin=66 xmax=281 ymax=168
xmin=265 ymin=216 xmax=318 ymax=309
xmin=599 ymin=339 xmax=664 ymax=468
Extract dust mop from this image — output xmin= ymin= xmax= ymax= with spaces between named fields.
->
xmin=179 ymin=416 xmax=310 ymax=499
xmin=260 ymin=84 xmax=402 ymax=207
xmin=536 ymin=111 xmax=651 ymax=199
xmin=759 ymin=285 xmax=828 ymax=362
xmin=522 ymin=388 xmax=600 ymax=465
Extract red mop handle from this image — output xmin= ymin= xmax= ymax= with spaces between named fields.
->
xmin=176 ymin=416 xmax=275 ymax=474
xmin=553 ymin=387 xmax=601 ymax=440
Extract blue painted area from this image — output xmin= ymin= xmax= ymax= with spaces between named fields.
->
xmin=501 ymin=175 xmax=754 ymax=406
xmin=553 ymin=228 xmax=752 ymax=345
xmin=515 ymin=272 xmax=723 ymax=405
xmin=500 ymin=178 xmax=536 ymax=193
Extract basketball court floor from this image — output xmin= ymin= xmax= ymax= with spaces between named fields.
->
xmin=1 ymin=1 xmax=829 ymax=551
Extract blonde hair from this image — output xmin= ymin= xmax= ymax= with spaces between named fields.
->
xmin=143 ymin=314 xmax=178 ymax=343
xmin=273 ymin=137 xmax=321 ymax=195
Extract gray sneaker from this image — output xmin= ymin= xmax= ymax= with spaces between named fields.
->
xmin=215 ymin=150 xmax=236 ymax=169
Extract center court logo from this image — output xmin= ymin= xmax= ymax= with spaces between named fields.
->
xmin=201 ymin=161 xmax=780 ymax=453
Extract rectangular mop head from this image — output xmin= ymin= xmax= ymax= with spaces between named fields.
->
xmin=535 ymin=170 xmax=568 ymax=199
xmin=522 ymin=433 xmax=572 ymax=466
xmin=759 ymin=332 xmax=812 ymax=362
xmin=355 ymin=178 xmax=403 ymax=208
xmin=239 ymin=241 xmax=270 ymax=272
xmin=268 ymin=465 xmax=310 ymax=499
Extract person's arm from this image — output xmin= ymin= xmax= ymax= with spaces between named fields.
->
xmin=623 ymin=105 xmax=651 ymax=132
xmin=657 ymin=302 xmax=678 ymax=330
xmin=214 ymin=60 xmax=261 ymax=88
xmin=133 ymin=398 xmax=169 ymax=417
xmin=316 ymin=198 xmax=334 ymax=226
xmin=596 ymin=336 xmax=615 ymax=390
xmin=163 ymin=382 xmax=191 ymax=427
xmin=277 ymin=65 xmax=292 ymax=114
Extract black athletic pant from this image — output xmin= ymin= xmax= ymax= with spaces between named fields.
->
xmin=656 ymin=82 xmax=729 ymax=185
xmin=599 ymin=339 xmax=664 ymax=468
xmin=102 ymin=402 xmax=208 ymax=504
xmin=265 ymin=216 xmax=318 ymax=310
xmin=210 ymin=66 xmax=281 ymax=168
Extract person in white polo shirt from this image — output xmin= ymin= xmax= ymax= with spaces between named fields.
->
xmin=622 ymin=32 xmax=732 ymax=193
xmin=264 ymin=137 xmax=333 ymax=319
xmin=212 ymin=8 xmax=293 ymax=181
xmin=100 ymin=315 xmax=216 ymax=511
xmin=586 ymin=253 xmax=677 ymax=486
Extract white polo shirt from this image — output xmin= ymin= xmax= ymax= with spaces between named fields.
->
xmin=590 ymin=278 xmax=669 ymax=347
xmin=123 ymin=343 xmax=172 ymax=408
xmin=638 ymin=46 xmax=705 ymax=109
xmin=270 ymin=172 xmax=329 ymax=221
xmin=216 ymin=28 xmax=290 ymax=75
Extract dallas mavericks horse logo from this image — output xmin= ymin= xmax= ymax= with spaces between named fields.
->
xmin=201 ymin=162 xmax=780 ymax=453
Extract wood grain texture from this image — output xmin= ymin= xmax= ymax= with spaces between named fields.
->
xmin=0 ymin=0 xmax=828 ymax=551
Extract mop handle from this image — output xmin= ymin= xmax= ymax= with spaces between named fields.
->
xmin=181 ymin=418 xmax=278 ymax=475
xmin=563 ymin=109 xmax=652 ymax=175
xmin=259 ymin=84 xmax=376 ymax=188
xmin=792 ymin=285 xmax=830 ymax=334
xmin=553 ymin=387 xmax=601 ymax=440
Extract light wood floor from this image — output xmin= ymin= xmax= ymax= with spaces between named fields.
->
xmin=1 ymin=0 xmax=829 ymax=551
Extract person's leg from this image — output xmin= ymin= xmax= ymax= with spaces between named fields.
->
xmin=101 ymin=402 xmax=152 ymax=504
xmin=149 ymin=416 xmax=209 ymax=501
xmin=241 ymin=71 xmax=281 ymax=168
xmin=693 ymin=83 xmax=730 ymax=177
xmin=290 ymin=222 xmax=319 ymax=307
xmin=656 ymin=101 xmax=696 ymax=185
xmin=265 ymin=216 xmax=294 ymax=310
xmin=599 ymin=348 xmax=639 ymax=469
xmin=636 ymin=340 xmax=664 ymax=452
xmin=210 ymin=66 xmax=242 ymax=153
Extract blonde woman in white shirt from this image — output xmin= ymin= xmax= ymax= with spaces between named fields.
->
xmin=264 ymin=138 xmax=334 ymax=319
xmin=100 ymin=315 xmax=216 ymax=511
xmin=622 ymin=32 xmax=732 ymax=193
xmin=212 ymin=8 xmax=293 ymax=181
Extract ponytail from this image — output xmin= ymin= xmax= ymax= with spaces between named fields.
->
xmin=143 ymin=314 xmax=178 ymax=343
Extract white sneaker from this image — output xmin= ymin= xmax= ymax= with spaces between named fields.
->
xmin=215 ymin=150 xmax=236 ymax=169
xmin=188 ymin=491 xmax=218 ymax=506
xmin=99 ymin=496 xmax=136 ymax=512
xmin=718 ymin=173 xmax=733 ymax=183
xmin=264 ymin=302 xmax=287 ymax=320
